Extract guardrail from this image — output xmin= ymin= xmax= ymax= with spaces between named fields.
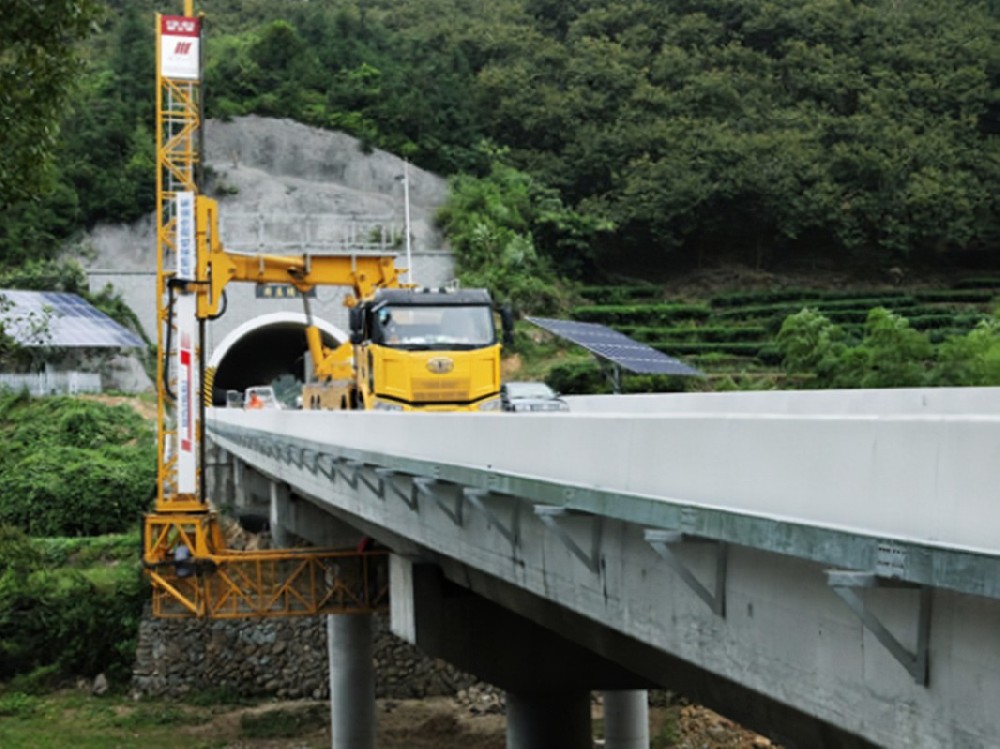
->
xmin=0 ymin=372 xmax=102 ymax=395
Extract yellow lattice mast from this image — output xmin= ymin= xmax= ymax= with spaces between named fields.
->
xmin=143 ymin=1 xmax=387 ymax=619
xmin=154 ymin=0 xmax=201 ymax=516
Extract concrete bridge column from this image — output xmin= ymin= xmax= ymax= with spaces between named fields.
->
xmin=327 ymin=614 xmax=375 ymax=749
xmin=602 ymin=690 xmax=650 ymax=749
xmin=207 ymin=444 xmax=234 ymax=507
xmin=269 ymin=481 xmax=291 ymax=547
xmin=505 ymin=690 xmax=591 ymax=749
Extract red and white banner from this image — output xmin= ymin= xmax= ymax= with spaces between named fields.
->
xmin=159 ymin=15 xmax=200 ymax=81
xmin=176 ymin=294 xmax=198 ymax=494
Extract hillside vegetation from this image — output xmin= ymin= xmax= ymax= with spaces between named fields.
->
xmin=0 ymin=393 xmax=154 ymax=687
xmin=1 ymin=0 xmax=997 ymax=292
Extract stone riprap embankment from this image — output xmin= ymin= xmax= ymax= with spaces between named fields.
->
xmin=131 ymin=612 xmax=484 ymax=701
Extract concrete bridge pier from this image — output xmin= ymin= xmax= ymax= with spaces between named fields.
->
xmin=269 ymin=480 xmax=292 ymax=547
xmin=602 ymin=690 xmax=650 ymax=749
xmin=506 ymin=690 xmax=592 ymax=749
xmin=327 ymin=614 xmax=376 ymax=749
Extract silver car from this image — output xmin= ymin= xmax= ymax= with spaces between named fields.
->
xmin=500 ymin=382 xmax=570 ymax=412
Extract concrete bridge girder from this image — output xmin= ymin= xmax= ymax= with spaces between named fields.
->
xmin=206 ymin=410 xmax=1000 ymax=749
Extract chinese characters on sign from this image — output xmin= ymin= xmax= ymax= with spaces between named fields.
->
xmin=255 ymin=285 xmax=317 ymax=299
xmin=176 ymin=192 xmax=195 ymax=281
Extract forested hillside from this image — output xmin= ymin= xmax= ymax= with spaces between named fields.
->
xmin=1 ymin=0 xmax=998 ymax=285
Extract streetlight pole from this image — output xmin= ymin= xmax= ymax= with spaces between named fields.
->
xmin=402 ymin=162 xmax=413 ymax=285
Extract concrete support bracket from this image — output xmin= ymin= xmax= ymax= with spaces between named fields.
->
xmin=644 ymin=529 xmax=728 ymax=618
xmin=312 ymin=453 xmax=338 ymax=481
xmin=826 ymin=570 xmax=932 ymax=686
xmin=337 ymin=459 xmax=362 ymax=490
xmin=375 ymin=468 xmax=418 ymax=511
xmin=463 ymin=488 xmax=519 ymax=547
xmin=415 ymin=478 xmax=463 ymax=526
xmin=356 ymin=466 xmax=385 ymax=498
xmin=535 ymin=506 xmax=602 ymax=574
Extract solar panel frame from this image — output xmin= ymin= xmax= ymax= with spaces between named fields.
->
xmin=0 ymin=290 xmax=145 ymax=348
xmin=526 ymin=316 xmax=703 ymax=376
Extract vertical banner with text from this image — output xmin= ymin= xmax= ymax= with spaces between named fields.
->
xmin=176 ymin=191 xmax=195 ymax=281
xmin=175 ymin=293 xmax=198 ymax=495
xmin=159 ymin=15 xmax=201 ymax=81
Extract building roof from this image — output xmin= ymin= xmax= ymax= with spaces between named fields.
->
xmin=0 ymin=290 xmax=144 ymax=348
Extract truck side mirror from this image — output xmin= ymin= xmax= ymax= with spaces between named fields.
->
xmin=348 ymin=307 xmax=364 ymax=345
xmin=500 ymin=305 xmax=515 ymax=346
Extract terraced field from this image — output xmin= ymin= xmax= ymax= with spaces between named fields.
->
xmin=554 ymin=275 xmax=1000 ymax=391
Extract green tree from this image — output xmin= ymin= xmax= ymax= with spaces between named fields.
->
xmin=438 ymin=153 xmax=587 ymax=312
xmin=935 ymin=319 xmax=1000 ymax=386
xmin=0 ymin=0 xmax=102 ymax=207
xmin=856 ymin=308 xmax=934 ymax=388
xmin=775 ymin=308 xmax=849 ymax=387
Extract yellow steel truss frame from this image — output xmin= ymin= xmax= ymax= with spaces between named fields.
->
xmin=145 ymin=514 xmax=388 ymax=619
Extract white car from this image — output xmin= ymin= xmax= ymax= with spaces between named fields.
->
xmin=500 ymin=382 xmax=570 ymax=412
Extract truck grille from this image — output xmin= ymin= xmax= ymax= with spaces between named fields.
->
xmin=412 ymin=377 xmax=471 ymax=402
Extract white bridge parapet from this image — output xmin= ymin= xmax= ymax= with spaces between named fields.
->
xmin=213 ymin=387 xmax=1000 ymax=557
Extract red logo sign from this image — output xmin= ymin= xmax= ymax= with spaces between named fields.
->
xmin=175 ymin=42 xmax=192 ymax=55
xmin=161 ymin=15 xmax=200 ymax=38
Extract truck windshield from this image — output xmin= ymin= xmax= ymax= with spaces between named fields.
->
xmin=376 ymin=305 xmax=495 ymax=348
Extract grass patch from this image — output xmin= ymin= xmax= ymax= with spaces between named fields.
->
xmin=240 ymin=703 xmax=329 ymax=738
xmin=0 ymin=691 xmax=257 ymax=749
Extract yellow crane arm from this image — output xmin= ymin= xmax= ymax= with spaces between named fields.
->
xmin=194 ymin=196 xmax=402 ymax=320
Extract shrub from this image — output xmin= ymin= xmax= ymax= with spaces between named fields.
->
xmin=0 ymin=397 xmax=155 ymax=537
xmin=0 ymin=526 xmax=147 ymax=683
xmin=546 ymin=361 xmax=608 ymax=395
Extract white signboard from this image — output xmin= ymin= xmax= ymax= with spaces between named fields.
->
xmin=175 ymin=294 xmax=198 ymax=494
xmin=160 ymin=15 xmax=200 ymax=81
xmin=176 ymin=191 xmax=196 ymax=281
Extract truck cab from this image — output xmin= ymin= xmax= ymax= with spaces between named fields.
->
xmin=352 ymin=288 xmax=503 ymax=412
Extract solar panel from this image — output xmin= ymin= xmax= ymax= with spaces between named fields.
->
xmin=0 ymin=290 xmax=145 ymax=348
xmin=526 ymin=317 xmax=703 ymax=376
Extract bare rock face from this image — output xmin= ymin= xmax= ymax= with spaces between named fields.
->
xmin=80 ymin=116 xmax=449 ymax=271
xmin=201 ymin=117 xmax=449 ymax=253
xmin=204 ymin=116 xmax=448 ymax=210
xmin=76 ymin=117 xmax=454 ymax=347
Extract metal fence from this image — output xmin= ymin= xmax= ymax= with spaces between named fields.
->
xmin=0 ymin=372 xmax=102 ymax=396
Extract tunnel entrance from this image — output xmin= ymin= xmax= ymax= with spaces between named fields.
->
xmin=208 ymin=313 xmax=345 ymax=406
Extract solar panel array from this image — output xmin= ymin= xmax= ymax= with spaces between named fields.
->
xmin=0 ymin=290 xmax=144 ymax=348
xmin=526 ymin=317 xmax=703 ymax=376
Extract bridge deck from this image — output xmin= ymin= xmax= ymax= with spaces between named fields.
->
xmin=206 ymin=387 xmax=1000 ymax=748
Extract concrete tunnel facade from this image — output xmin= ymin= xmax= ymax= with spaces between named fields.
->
xmin=206 ymin=312 xmax=346 ymax=405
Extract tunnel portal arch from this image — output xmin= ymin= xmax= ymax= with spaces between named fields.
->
xmin=207 ymin=312 xmax=347 ymax=405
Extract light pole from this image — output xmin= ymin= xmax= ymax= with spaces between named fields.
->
xmin=396 ymin=163 xmax=413 ymax=285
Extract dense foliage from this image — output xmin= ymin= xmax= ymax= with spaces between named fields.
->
xmin=774 ymin=305 xmax=1000 ymax=388
xmin=0 ymin=526 xmax=146 ymax=684
xmin=0 ymin=0 xmax=103 ymax=209
xmin=0 ymin=392 xmax=156 ymax=536
xmin=1 ymin=0 xmax=997 ymax=288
